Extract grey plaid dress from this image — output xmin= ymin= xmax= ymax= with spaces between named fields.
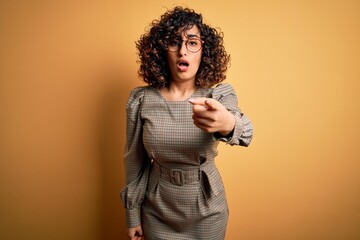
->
xmin=121 ymin=83 xmax=253 ymax=240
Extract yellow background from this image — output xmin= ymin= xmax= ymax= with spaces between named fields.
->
xmin=1 ymin=0 xmax=359 ymax=239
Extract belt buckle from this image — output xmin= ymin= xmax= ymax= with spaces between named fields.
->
xmin=170 ymin=169 xmax=184 ymax=186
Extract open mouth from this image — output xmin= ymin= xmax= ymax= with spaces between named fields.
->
xmin=178 ymin=60 xmax=189 ymax=67
xmin=177 ymin=59 xmax=189 ymax=72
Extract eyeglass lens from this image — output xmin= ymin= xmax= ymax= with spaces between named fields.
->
xmin=168 ymin=38 xmax=202 ymax=53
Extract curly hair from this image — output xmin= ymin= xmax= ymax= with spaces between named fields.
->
xmin=136 ymin=6 xmax=230 ymax=88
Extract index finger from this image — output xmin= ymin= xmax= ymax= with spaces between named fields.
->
xmin=188 ymin=97 xmax=208 ymax=106
xmin=189 ymin=97 xmax=219 ymax=110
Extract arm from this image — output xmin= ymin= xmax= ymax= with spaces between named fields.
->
xmin=189 ymin=83 xmax=253 ymax=146
xmin=120 ymin=87 xmax=149 ymax=229
xmin=188 ymin=97 xmax=235 ymax=136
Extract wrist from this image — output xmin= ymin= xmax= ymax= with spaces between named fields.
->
xmin=218 ymin=128 xmax=234 ymax=138
xmin=219 ymin=113 xmax=235 ymax=136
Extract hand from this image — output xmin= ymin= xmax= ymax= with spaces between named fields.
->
xmin=188 ymin=97 xmax=235 ymax=136
xmin=127 ymin=226 xmax=144 ymax=240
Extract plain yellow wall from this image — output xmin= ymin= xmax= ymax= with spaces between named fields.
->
xmin=0 ymin=0 xmax=359 ymax=239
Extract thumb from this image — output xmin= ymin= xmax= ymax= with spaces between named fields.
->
xmin=137 ymin=227 xmax=143 ymax=236
xmin=203 ymin=98 xmax=219 ymax=110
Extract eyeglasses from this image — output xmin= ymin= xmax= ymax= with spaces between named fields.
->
xmin=167 ymin=38 xmax=204 ymax=53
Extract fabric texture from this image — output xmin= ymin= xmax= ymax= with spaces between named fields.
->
xmin=121 ymin=83 xmax=253 ymax=239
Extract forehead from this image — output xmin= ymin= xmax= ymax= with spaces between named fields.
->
xmin=178 ymin=25 xmax=201 ymax=38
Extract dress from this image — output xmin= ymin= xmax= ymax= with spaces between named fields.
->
xmin=121 ymin=83 xmax=253 ymax=240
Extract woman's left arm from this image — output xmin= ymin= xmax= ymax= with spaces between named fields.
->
xmin=189 ymin=83 xmax=253 ymax=146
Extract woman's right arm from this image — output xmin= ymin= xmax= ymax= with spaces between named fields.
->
xmin=120 ymin=87 xmax=149 ymax=230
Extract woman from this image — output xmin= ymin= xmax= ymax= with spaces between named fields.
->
xmin=121 ymin=6 xmax=253 ymax=240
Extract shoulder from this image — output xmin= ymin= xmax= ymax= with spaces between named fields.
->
xmin=126 ymin=85 xmax=159 ymax=108
xmin=126 ymin=86 xmax=149 ymax=109
xmin=211 ymin=83 xmax=237 ymax=100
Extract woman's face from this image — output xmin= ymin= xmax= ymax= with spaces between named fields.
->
xmin=166 ymin=25 xmax=202 ymax=85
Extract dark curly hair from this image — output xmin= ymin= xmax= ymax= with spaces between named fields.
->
xmin=136 ymin=6 xmax=230 ymax=88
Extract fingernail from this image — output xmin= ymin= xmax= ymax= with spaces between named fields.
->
xmin=188 ymin=98 xmax=194 ymax=103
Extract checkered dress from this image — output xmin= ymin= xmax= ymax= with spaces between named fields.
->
xmin=121 ymin=83 xmax=253 ymax=240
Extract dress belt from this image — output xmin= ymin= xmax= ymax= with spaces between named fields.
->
xmin=151 ymin=160 xmax=215 ymax=186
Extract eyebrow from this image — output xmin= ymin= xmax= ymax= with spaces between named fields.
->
xmin=184 ymin=33 xmax=201 ymax=39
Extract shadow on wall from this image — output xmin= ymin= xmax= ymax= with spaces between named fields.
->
xmin=95 ymin=65 xmax=136 ymax=239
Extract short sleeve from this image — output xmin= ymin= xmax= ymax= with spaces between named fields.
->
xmin=211 ymin=83 xmax=253 ymax=146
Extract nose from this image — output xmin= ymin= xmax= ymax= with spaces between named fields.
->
xmin=179 ymin=41 xmax=188 ymax=55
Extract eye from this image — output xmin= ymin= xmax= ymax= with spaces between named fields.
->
xmin=188 ymin=40 xmax=199 ymax=46
xmin=169 ymin=40 xmax=180 ymax=46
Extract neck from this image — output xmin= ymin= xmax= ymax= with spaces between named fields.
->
xmin=168 ymin=81 xmax=195 ymax=93
xmin=160 ymin=81 xmax=196 ymax=101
